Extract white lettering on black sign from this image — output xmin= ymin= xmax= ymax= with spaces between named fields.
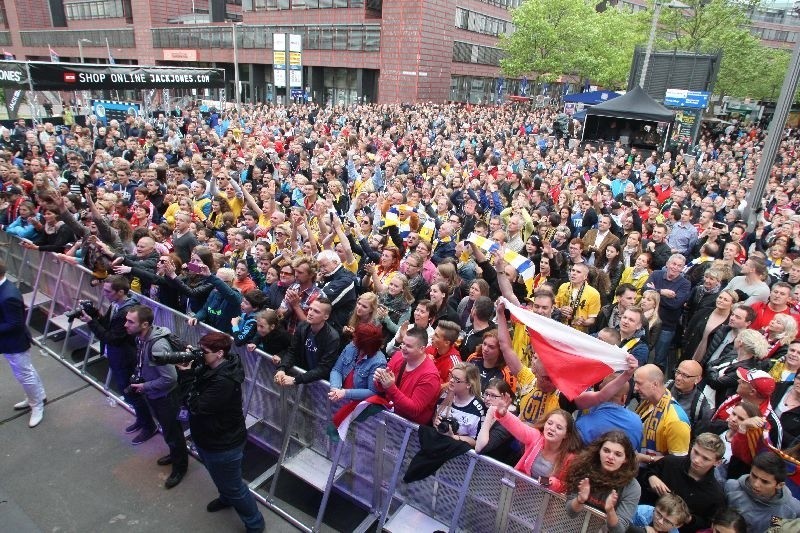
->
xmin=0 ymin=69 xmax=22 ymax=82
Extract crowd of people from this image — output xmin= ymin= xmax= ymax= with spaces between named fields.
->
xmin=2 ymin=100 xmax=800 ymax=532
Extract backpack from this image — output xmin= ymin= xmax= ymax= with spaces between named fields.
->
xmin=165 ymin=333 xmax=189 ymax=353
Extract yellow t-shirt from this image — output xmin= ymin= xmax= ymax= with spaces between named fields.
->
xmin=638 ymin=399 xmax=691 ymax=455
xmin=554 ymin=282 xmax=601 ymax=333
xmin=515 ymin=366 xmax=561 ymax=424
xmin=164 ymin=202 xmax=207 ymax=225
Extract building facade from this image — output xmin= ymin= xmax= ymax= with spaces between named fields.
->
xmin=0 ymin=0 xmax=518 ymax=104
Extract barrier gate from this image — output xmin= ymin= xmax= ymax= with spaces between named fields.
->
xmin=1 ymin=232 xmax=607 ymax=533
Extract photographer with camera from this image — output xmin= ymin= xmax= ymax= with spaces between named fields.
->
xmin=433 ymin=362 xmax=486 ymax=448
xmin=81 ymin=275 xmax=156 ymax=443
xmin=123 ymin=305 xmax=188 ymax=489
xmin=183 ymin=332 xmax=265 ymax=532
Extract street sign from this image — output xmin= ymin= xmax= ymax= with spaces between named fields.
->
xmin=664 ymin=89 xmax=709 ymax=109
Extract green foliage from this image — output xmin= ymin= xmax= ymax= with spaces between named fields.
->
xmin=501 ymin=0 xmax=789 ymax=99
xmin=656 ymin=0 xmax=791 ymax=100
xmin=499 ymin=0 xmax=648 ymax=87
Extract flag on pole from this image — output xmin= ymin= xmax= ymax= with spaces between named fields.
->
xmin=465 ymin=233 xmax=535 ymax=294
xmin=500 ymin=297 xmax=629 ymax=400
xmin=106 ymin=38 xmax=115 ymax=64
xmin=48 ymin=45 xmax=59 ymax=63
xmin=2 ymin=50 xmax=14 ymax=60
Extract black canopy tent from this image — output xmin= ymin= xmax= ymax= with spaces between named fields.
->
xmin=580 ymin=86 xmax=674 ymax=153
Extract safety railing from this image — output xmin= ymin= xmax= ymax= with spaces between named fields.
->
xmin=1 ymin=231 xmax=607 ymax=532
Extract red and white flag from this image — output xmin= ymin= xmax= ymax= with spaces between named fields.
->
xmin=500 ymin=297 xmax=629 ymax=399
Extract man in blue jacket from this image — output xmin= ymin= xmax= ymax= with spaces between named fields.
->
xmin=0 ymin=260 xmax=46 ymax=428
xmin=645 ymin=253 xmax=691 ymax=376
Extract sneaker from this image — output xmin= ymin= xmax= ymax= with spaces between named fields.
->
xmin=206 ymin=498 xmax=232 ymax=513
xmin=156 ymin=454 xmax=173 ymax=466
xmin=164 ymin=470 xmax=185 ymax=489
xmin=131 ymin=427 xmax=158 ymax=445
xmin=124 ymin=422 xmax=142 ymax=434
xmin=28 ymin=405 xmax=44 ymax=428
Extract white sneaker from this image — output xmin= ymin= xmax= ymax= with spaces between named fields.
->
xmin=28 ymin=405 xmax=43 ymax=428
xmin=13 ymin=400 xmax=30 ymax=410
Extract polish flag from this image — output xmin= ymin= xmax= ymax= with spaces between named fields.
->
xmin=500 ymin=297 xmax=630 ymax=400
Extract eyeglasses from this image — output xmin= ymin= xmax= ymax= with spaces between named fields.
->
xmin=653 ymin=509 xmax=677 ymax=529
xmin=280 ymin=270 xmax=294 ymax=276
xmin=483 ymin=392 xmax=502 ymax=400
xmin=158 ymin=259 xmax=168 ymax=263
xmin=674 ymin=369 xmax=699 ymax=379
xmin=448 ymin=373 xmax=465 ymax=384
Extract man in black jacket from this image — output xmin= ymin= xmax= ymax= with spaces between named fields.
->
xmin=275 ymin=298 xmax=340 ymax=386
xmin=317 ymin=250 xmax=356 ymax=332
xmin=81 ymin=275 xmax=155 ymax=441
xmin=641 ymin=433 xmax=726 ymax=532
xmin=186 ymin=332 xmax=265 ymax=531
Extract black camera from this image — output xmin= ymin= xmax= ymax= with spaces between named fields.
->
xmin=437 ymin=416 xmax=460 ymax=435
xmin=65 ymin=300 xmax=97 ymax=321
xmin=152 ymin=347 xmax=204 ymax=366
xmin=124 ymin=374 xmax=144 ymax=395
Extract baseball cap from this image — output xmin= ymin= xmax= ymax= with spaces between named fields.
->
xmin=6 ymin=185 xmax=22 ymax=196
xmin=736 ymin=367 xmax=775 ymax=398
xmin=236 ymin=157 xmax=246 ymax=164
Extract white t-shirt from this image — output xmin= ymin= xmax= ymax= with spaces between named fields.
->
xmin=436 ymin=395 xmax=486 ymax=439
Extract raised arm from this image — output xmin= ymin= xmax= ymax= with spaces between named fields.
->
xmin=496 ymin=300 xmax=523 ymax=376
xmin=493 ymin=250 xmax=521 ymax=306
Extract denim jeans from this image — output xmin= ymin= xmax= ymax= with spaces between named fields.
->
xmin=196 ymin=443 xmax=264 ymax=531
xmin=654 ymin=329 xmax=676 ymax=377
xmin=4 ymin=350 xmax=46 ymax=407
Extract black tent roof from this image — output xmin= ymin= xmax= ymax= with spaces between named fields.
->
xmin=585 ymin=86 xmax=674 ymax=122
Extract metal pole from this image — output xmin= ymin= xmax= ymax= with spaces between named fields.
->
xmin=25 ymin=61 xmax=39 ymax=123
xmin=78 ymin=40 xmax=84 ymax=63
xmin=742 ymin=36 xmax=800 ymax=230
xmin=232 ymin=22 xmax=240 ymax=112
xmin=639 ymin=2 xmax=663 ymax=88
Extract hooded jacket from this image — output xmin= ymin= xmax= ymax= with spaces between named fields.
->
xmin=135 ymin=326 xmax=178 ymax=399
xmin=725 ymin=474 xmax=800 ymax=533
xmin=187 ymin=352 xmax=247 ymax=452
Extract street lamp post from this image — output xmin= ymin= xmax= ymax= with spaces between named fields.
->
xmin=77 ymin=38 xmax=92 ymax=63
xmin=232 ymin=22 xmax=242 ymax=112
xmin=639 ymin=0 xmax=688 ymax=88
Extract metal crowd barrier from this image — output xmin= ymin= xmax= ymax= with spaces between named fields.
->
xmin=1 ymin=232 xmax=607 ymax=532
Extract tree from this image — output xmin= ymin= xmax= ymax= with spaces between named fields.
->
xmin=655 ymin=0 xmax=788 ymax=100
xmin=500 ymin=0 xmax=647 ymax=88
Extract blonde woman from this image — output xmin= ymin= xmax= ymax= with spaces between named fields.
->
xmin=343 ymin=292 xmax=380 ymax=338
xmin=433 ymin=363 xmax=486 ymax=448
xmin=763 ymin=313 xmax=798 ymax=363
xmin=641 ymin=289 xmax=662 ymax=356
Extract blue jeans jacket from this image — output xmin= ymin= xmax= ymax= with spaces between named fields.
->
xmin=329 ymin=342 xmax=387 ymax=400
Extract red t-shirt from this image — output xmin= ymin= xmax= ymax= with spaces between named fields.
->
xmin=425 ymin=345 xmax=462 ymax=384
xmin=382 ymin=352 xmax=441 ymax=425
xmin=749 ymin=301 xmax=799 ymax=331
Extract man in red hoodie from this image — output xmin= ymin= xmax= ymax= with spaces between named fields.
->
xmin=374 ymin=328 xmax=440 ymax=425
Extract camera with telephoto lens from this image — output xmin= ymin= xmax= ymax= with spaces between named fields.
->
xmin=124 ymin=374 xmax=144 ymax=395
xmin=151 ymin=347 xmax=205 ymax=366
xmin=437 ymin=416 xmax=460 ymax=435
xmin=65 ymin=300 xmax=97 ymax=321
